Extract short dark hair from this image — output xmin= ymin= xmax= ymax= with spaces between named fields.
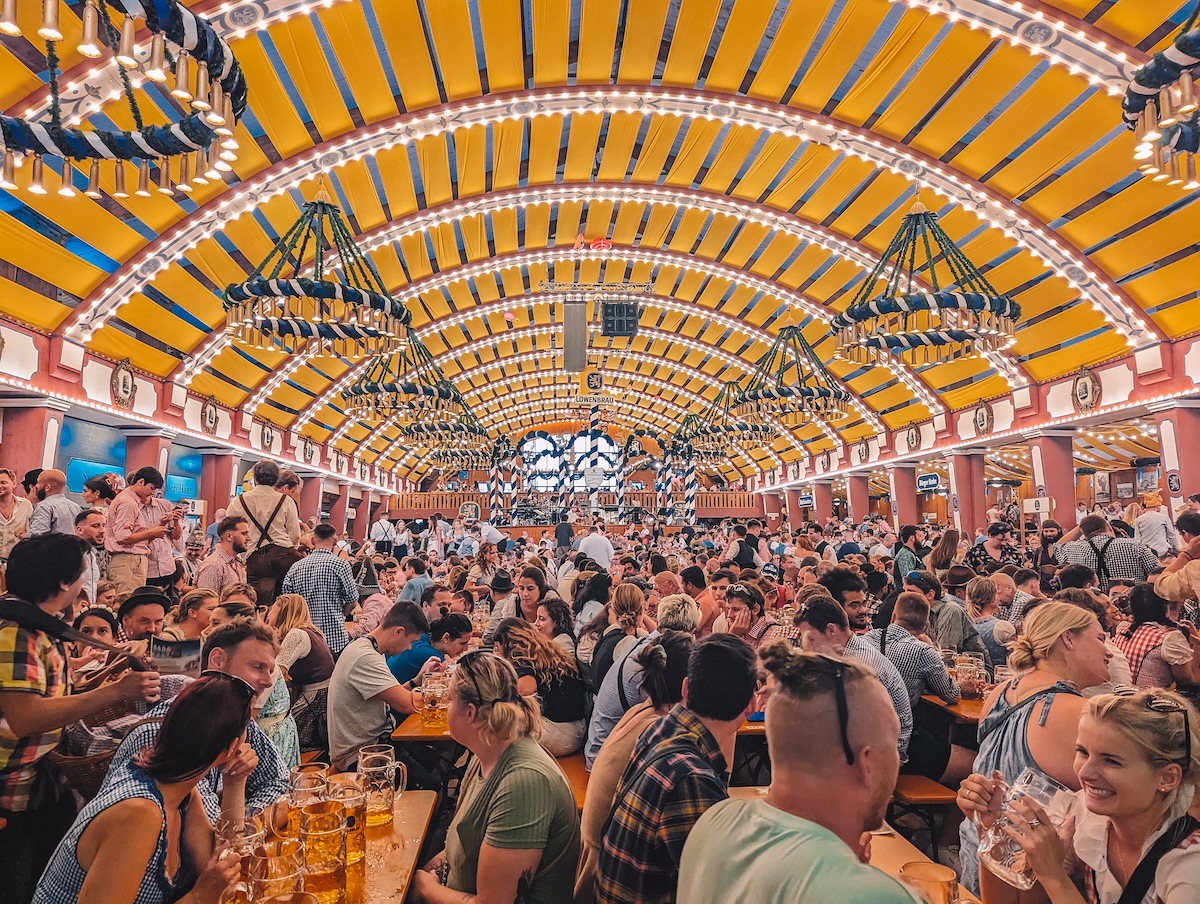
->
xmin=217 ymin=515 xmax=247 ymax=536
xmin=313 ymin=523 xmax=338 ymax=542
xmin=74 ymin=507 xmax=103 ymax=526
xmin=679 ymin=565 xmax=706 ymax=590
xmin=6 ymin=535 xmax=89 ymax=604
xmin=903 ymin=570 xmax=943 ymax=598
xmin=711 ymin=568 xmax=738 ymax=584
xmin=429 ymin=612 xmax=473 ymax=642
xmin=1079 ymin=514 xmax=1108 ymax=537
xmin=795 ymin=596 xmax=849 ymax=632
xmin=274 ymin=469 xmax=300 ymax=490
xmin=817 ymin=565 xmax=867 ymax=605
xmin=731 ymin=524 xmax=747 ymax=537
xmin=726 ymin=581 xmax=765 ymax=615
xmin=864 ymin=570 xmax=890 ymax=595
xmin=894 ymin=592 xmax=930 ymax=633
xmin=1176 ymin=512 xmax=1200 ymax=537
xmin=420 ymin=583 xmax=451 ymax=607
xmin=130 ymin=466 xmax=164 ymax=489
xmin=382 ymin=600 xmax=429 ymax=635
xmin=405 ymin=557 xmax=427 ymax=576
xmin=1058 ymin=563 xmax=1097 ymax=589
xmin=21 ymin=468 xmax=42 ymax=493
xmin=898 ymin=524 xmax=922 ymax=544
xmin=685 ymin=634 xmax=758 ymax=721
xmin=252 ymin=460 xmax=280 ymax=486
xmin=1013 ymin=568 xmax=1039 ymax=587
xmin=200 ymin=619 xmax=278 ymax=669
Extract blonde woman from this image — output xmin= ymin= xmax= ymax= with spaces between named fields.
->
xmin=162 ymin=587 xmax=218 ymax=641
xmin=589 ymin=584 xmax=649 ymax=689
xmin=957 ymin=602 xmax=1114 ymax=898
xmin=965 ymin=576 xmax=1015 ymax=670
xmin=268 ymin=593 xmax=335 ymax=752
xmin=411 ymin=652 xmax=580 ymax=904
xmin=492 ymin=617 xmax=587 ymax=756
xmin=959 ymin=687 xmax=1200 ymax=904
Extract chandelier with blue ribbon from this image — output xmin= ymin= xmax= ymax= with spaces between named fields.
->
xmin=736 ymin=324 xmax=851 ymax=427
xmin=342 ymin=329 xmax=464 ymax=424
xmin=831 ymin=202 xmax=1020 ymax=368
xmin=680 ymin=382 xmax=775 ymax=456
xmin=224 ymin=185 xmax=409 ymax=358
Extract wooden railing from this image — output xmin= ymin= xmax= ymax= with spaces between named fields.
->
xmin=386 ymin=490 xmax=760 ymax=517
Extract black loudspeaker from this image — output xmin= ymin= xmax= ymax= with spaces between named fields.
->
xmin=601 ymin=302 xmax=639 ymax=337
xmin=563 ymin=302 xmax=587 ymax=372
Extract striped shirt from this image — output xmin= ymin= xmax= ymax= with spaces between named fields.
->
xmin=193 ymin=547 xmax=246 ymax=594
xmin=844 ymin=634 xmax=914 ymax=761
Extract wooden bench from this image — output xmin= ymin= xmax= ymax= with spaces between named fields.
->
xmin=557 ymin=753 xmax=590 ymax=813
xmin=888 ymin=775 xmax=960 ymax=863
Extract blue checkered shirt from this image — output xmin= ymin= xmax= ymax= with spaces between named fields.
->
xmin=281 ymin=549 xmax=356 ymax=654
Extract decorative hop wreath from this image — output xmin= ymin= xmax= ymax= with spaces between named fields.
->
xmin=1122 ymin=7 xmax=1200 ymax=154
xmin=0 ymin=0 xmax=246 ymax=163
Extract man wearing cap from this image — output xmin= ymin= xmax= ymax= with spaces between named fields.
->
xmin=281 ymin=523 xmax=357 ymax=655
xmin=1134 ymin=491 xmax=1180 ymax=556
xmin=118 ymin=587 xmax=169 ymax=642
xmin=905 ymin=569 xmax=986 ymax=657
xmin=480 ymin=570 xmax=516 ymax=647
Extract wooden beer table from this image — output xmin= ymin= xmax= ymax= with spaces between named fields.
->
xmin=391 ymin=715 xmax=453 ymax=742
xmin=727 ymin=788 xmax=981 ymax=903
xmin=363 ymin=790 xmax=438 ymax=903
xmin=920 ymin=694 xmax=985 ymax=724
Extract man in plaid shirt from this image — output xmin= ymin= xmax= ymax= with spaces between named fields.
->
xmin=596 ymin=635 xmax=759 ymax=904
xmin=1055 ymin=514 xmax=1160 ymax=590
xmin=281 ymin=522 xmax=357 ymax=655
xmin=0 ymin=534 xmax=160 ymax=900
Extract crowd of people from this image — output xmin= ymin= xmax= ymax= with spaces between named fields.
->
xmin=3 ymin=459 xmax=1200 ymax=903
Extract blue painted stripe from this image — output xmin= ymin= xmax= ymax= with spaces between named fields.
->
xmin=257 ymin=33 xmax=316 ymax=125
xmin=0 ymin=185 xmax=119 ymax=273
xmin=141 ymin=285 xmax=212 ymax=333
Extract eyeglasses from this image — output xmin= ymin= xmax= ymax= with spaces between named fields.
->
xmin=1113 ymin=686 xmax=1192 ymax=773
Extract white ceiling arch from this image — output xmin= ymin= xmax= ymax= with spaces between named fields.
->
xmin=68 ymin=85 xmax=1157 ymax=354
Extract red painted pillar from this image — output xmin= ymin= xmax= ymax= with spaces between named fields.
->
xmin=351 ymin=492 xmax=370 ymax=542
xmin=1026 ymin=431 xmax=1077 ymax=529
xmin=813 ymin=481 xmax=834 ymax=525
xmin=200 ymin=449 xmax=241 ymax=525
xmin=784 ymin=488 xmax=805 ymax=531
xmin=888 ymin=465 xmax=919 ymax=530
xmin=298 ymin=473 xmax=323 ymax=524
xmin=328 ymin=482 xmax=350 ymax=534
xmin=847 ymin=474 xmax=871 ymax=523
xmin=0 ymin=399 xmax=71 ymax=474
xmin=124 ymin=429 xmax=174 ymax=479
xmin=1153 ymin=402 xmax=1200 ymax=518
xmin=946 ymin=451 xmax=987 ymax=536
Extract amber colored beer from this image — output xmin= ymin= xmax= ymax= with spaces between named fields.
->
xmin=218 ymin=883 xmax=250 ymax=904
xmin=303 ymin=863 xmax=347 ymax=904
xmin=345 ymin=858 xmax=366 ymax=904
xmin=327 ymin=787 xmax=366 ymax=862
xmin=249 ymin=872 xmax=304 ymax=899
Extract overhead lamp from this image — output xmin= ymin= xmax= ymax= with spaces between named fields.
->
xmin=84 ymin=159 xmax=102 ymax=199
xmin=57 ymin=161 xmax=76 ymax=197
xmin=146 ymin=34 xmax=168 ymax=83
xmin=116 ymin=16 xmax=139 ymax=69
xmin=38 ymin=0 xmax=62 ymax=41
xmin=112 ymin=161 xmax=129 ymax=198
xmin=135 ymin=160 xmax=152 ymax=197
xmin=0 ymin=0 xmax=19 ymax=37
xmin=172 ymin=50 xmax=193 ymax=102
xmin=77 ymin=0 xmax=102 ymax=58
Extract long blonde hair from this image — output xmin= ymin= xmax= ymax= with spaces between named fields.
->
xmin=451 ymin=651 xmax=542 ymax=744
xmin=268 ymin=593 xmax=316 ymax=636
xmin=1008 ymin=601 xmax=1097 ymax=671
xmin=611 ymin=583 xmax=645 ymax=632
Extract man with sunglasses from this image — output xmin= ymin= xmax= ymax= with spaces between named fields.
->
xmin=596 ymin=634 xmax=759 ymax=904
xmin=677 ymin=644 xmax=910 ymax=904
xmin=795 ymin=597 xmax=912 ymax=763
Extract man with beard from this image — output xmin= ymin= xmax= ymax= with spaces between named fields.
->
xmin=73 ymin=509 xmax=106 ymax=605
xmin=116 ymin=586 xmax=169 ymax=642
xmin=194 ymin=515 xmax=250 ymax=596
xmin=818 ymin=565 xmax=873 ymax=633
xmin=1032 ymin=518 xmax=1062 ymax=594
xmin=677 ymin=643 xmax=907 ymax=903
xmin=27 ymin=470 xmax=81 ymax=537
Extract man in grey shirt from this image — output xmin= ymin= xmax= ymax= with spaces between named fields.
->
xmin=27 ymin=469 xmax=81 ymax=536
xmin=584 ymin=594 xmax=702 ymax=768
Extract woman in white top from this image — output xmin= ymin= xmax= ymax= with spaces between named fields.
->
xmin=959 ymin=687 xmax=1200 ymax=904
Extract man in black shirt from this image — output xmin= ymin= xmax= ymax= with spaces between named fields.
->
xmin=554 ymin=515 xmax=575 ymax=563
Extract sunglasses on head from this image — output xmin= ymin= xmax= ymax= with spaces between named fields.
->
xmin=1113 ymin=686 xmax=1192 ymax=773
xmin=806 ymin=652 xmax=857 ymax=766
xmin=200 ymin=669 xmax=257 ymax=701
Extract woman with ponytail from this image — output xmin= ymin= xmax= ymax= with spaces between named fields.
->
xmin=574 ymin=631 xmax=694 ymax=904
xmin=956 ymin=601 xmax=1115 ymax=898
xmin=410 ymin=652 xmax=580 ymax=904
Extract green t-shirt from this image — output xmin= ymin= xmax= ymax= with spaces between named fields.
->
xmin=678 ymin=798 xmax=918 ymax=904
xmin=446 ymin=737 xmax=580 ymax=904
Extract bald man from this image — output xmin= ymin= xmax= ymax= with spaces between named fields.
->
xmin=678 ymin=643 xmax=910 ymax=903
xmin=27 ymin=469 xmax=82 ymax=537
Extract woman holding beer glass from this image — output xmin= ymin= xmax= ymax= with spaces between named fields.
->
xmin=411 ymin=651 xmax=580 ymax=904
xmin=33 ymin=674 xmax=256 ymax=904
xmin=958 ymin=687 xmax=1200 ymax=903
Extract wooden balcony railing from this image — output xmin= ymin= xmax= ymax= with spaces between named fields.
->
xmin=386 ymin=490 xmax=761 ymax=518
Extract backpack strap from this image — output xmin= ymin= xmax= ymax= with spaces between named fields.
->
xmin=616 ymin=634 xmax=654 ymax=711
xmin=244 ymin=494 xmax=288 ymax=551
xmin=1116 ymin=814 xmax=1200 ymax=904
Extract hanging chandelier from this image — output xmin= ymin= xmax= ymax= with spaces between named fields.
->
xmin=0 ymin=0 xmax=246 ymax=198
xmin=1123 ymin=5 xmax=1200 ymax=189
xmin=403 ymin=406 xmax=491 ymax=451
xmin=831 ymin=202 xmax=1020 ymax=368
xmin=736 ymin=324 xmax=851 ymax=427
xmin=429 ymin=446 xmax=490 ymax=469
xmin=224 ymin=185 xmax=409 ymax=358
xmin=680 ymin=383 xmax=775 ymax=456
xmin=342 ymin=330 xmax=464 ymax=424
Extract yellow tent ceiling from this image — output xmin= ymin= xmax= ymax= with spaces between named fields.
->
xmin=1 ymin=0 xmax=1197 ymax=482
